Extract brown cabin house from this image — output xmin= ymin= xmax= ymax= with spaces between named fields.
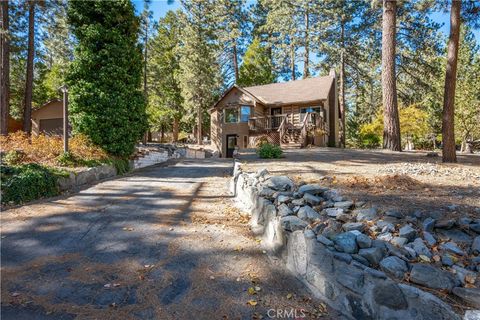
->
xmin=209 ymin=72 xmax=340 ymax=158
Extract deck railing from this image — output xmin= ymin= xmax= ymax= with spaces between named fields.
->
xmin=248 ymin=114 xmax=287 ymax=131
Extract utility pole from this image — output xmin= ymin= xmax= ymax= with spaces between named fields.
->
xmin=59 ymin=85 xmax=69 ymax=153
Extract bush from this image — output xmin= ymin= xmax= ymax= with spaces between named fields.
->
xmin=2 ymin=150 xmax=24 ymax=165
xmin=1 ymin=163 xmax=64 ymax=205
xmin=109 ymin=158 xmax=131 ymax=175
xmin=257 ymin=143 xmax=282 ymax=159
xmin=0 ymin=132 xmax=109 ymax=166
xmin=360 ymin=132 xmax=381 ymax=149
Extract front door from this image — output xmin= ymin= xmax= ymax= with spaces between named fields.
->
xmin=271 ymin=107 xmax=282 ymax=129
xmin=226 ymin=134 xmax=237 ymax=158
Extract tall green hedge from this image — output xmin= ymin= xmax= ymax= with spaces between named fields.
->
xmin=67 ymin=0 xmax=147 ymax=157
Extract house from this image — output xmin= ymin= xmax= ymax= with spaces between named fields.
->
xmin=31 ymin=99 xmax=63 ymax=135
xmin=209 ymin=71 xmax=340 ymax=157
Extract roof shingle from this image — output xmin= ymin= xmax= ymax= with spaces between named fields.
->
xmin=242 ymin=76 xmax=334 ymax=106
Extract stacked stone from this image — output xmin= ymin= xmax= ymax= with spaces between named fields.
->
xmin=233 ymin=165 xmax=480 ymax=320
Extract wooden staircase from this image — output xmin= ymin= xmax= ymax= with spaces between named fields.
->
xmin=280 ymin=127 xmax=303 ymax=148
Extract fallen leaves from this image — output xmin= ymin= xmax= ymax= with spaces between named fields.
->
xmin=247 ymin=299 xmax=258 ymax=306
xmin=122 ymin=227 xmax=134 ymax=231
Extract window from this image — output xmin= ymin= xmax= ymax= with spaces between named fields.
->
xmin=240 ymin=106 xmax=251 ymax=122
xmin=225 ymin=108 xmax=238 ymax=123
xmin=243 ymin=135 xmax=248 ymax=148
xmin=300 ymin=106 xmax=322 ymax=122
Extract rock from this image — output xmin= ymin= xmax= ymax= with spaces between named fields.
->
xmin=435 ymin=219 xmax=455 ymax=229
xmin=333 ymin=232 xmax=358 ymax=254
xmin=373 ymin=282 xmax=408 ymax=310
xmin=304 ymin=229 xmax=316 ymax=239
xmin=358 ymin=247 xmax=385 ymax=266
xmin=292 ymin=206 xmax=300 ymax=214
xmin=471 ymin=224 xmax=480 ymax=234
xmin=322 ymin=220 xmax=343 ymax=240
xmin=352 ymin=254 xmax=370 ymax=266
xmin=355 ymin=208 xmax=378 ymax=222
xmin=399 ymin=224 xmax=417 ymax=241
xmin=473 ymin=236 xmax=480 ymax=254
xmin=356 ymin=234 xmax=372 ymax=249
xmin=377 ymin=221 xmax=395 ymax=233
xmin=333 ymin=252 xmax=353 ymax=264
xmin=441 ymin=254 xmax=455 ymax=266
xmin=379 ymin=256 xmax=408 ymax=279
xmin=312 ymin=223 xmax=326 ymax=235
xmin=297 ymin=206 xmax=321 ymax=222
xmin=277 ymin=195 xmax=291 ymax=204
xmin=291 ymin=198 xmax=305 ymax=206
xmin=423 ymin=231 xmax=437 ymax=246
xmin=385 ymin=209 xmax=402 ymax=219
xmin=452 ymin=265 xmax=476 ymax=285
xmin=334 ymin=201 xmax=354 ymax=209
xmin=277 ymin=203 xmax=293 ymax=217
xmin=440 ymin=241 xmax=466 ymax=256
xmin=267 ymin=176 xmax=294 ymax=191
xmin=452 ymin=287 xmax=480 ymax=308
xmin=409 ymin=264 xmax=457 ymax=291
xmin=298 ymin=184 xmax=327 ymax=195
xmin=335 ymin=213 xmax=351 ymax=223
xmin=343 ymin=222 xmax=365 ymax=232
xmin=259 ymin=187 xmax=276 ymax=198
xmin=422 ymin=217 xmax=436 ymax=232
xmin=349 ymin=230 xmax=362 ymax=236
xmin=459 ymin=217 xmax=473 ymax=226
xmin=409 ymin=238 xmax=432 ymax=258
xmin=377 ymin=232 xmax=393 ymax=242
xmin=391 ymin=237 xmax=408 ymax=247
xmin=438 ymin=229 xmax=473 ymax=245
xmin=403 ymin=246 xmax=417 ymax=259
xmin=280 ymin=216 xmax=308 ymax=232
xmin=255 ymin=168 xmax=269 ymax=178
xmin=325 ymin=207 xmax=344 ymax=218
xmin=303 ymin=193 xmax=323 ymax=206
xmin=464 ymin=310 xmax=480 ymax=320
xmin=316 ymin=235 xmax=334 ymax=246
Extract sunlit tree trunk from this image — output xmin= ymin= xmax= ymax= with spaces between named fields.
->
xmin=442 ymin=0 xmax=461 ymax=163
xmin=303 ymin=10 xmax=309 ymax=78
xmin=290 ymin=43 xmax=295 ymax=80
xmin=339 ymin=18 xmax=346 ymax=148
xmin=23 ymin=0 xmax=35 ymax=134
xmin=197 ymin=104 xmax=203 ymax=145
xmin=381 ymin=0 xmax=401 ymax=151
xmin=0 ymin=0 xmax=10 ymax=135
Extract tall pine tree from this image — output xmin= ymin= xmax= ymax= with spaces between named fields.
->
xmin=67 ymin=0 xmax=147 ymax=156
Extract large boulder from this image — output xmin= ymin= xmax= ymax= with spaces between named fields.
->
xmin=333 ymin=232 xmax=358 ymax=254
xmin=409 ymin=264 xmax=458 ymax=291
xmin=298 ymin=184 xmax=327 ymax=195
xmin=267 ymin=176 xmax=294 ymax=191
xmin=452 ymin=287 xmax=480 ymax=308
xmin=297 ymin=205 xmax=321 ymax=222
xmin=379 ymin=256 xmax=408 ymax=279
xmin=280 ymin=216 xmax=308 ymax=232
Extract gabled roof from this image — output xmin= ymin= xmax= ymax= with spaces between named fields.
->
xmin=242 ymin=76 xmax=334 ymax=106
xmin=33 ymin=98 xmax=62 ymax=111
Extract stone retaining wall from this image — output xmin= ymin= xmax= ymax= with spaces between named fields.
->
xmin=56 ymin=164 xmax=118 ymax=191
xmin=231 ymin=161 xmax=475 ymax=320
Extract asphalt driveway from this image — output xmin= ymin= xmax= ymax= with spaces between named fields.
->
xmin=1 ymin=159 xmax=334 ymax=320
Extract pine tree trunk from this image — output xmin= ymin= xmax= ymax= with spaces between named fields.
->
xmin=381 ymin=0 xmax=401 ymax=151
xmin=172 ymin=117 xmax=179 ymax=142
xmin=143 ymin=24 xmax=148 ymax=95
xmin=233 ymin=42 xmax=239 ymax=83
xmin=442 ymin=0 xmax=461 ymax=163
xmin=339 ymin=20 xmax=346 ymax=148
xmin=0 ymin=0 xmax=10 ymax=135
xmin=197 ymin=105 xmax=203 ymax=145
xmin=23 ymin=0 xmax=35 ymax=134
xmin=290 ymin=44 xmax=295 ymax=81
xmin=303 ymin=10 xmax=309 ymax=78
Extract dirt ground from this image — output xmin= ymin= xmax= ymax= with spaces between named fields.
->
xmin=1 ymin=159 xmax=337 ymax=320
xmin=239 ymin=148 xmax=480 ymax=220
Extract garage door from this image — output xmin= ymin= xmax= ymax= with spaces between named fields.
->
xmin=39 ymin=118 xmax=63 ymax=135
